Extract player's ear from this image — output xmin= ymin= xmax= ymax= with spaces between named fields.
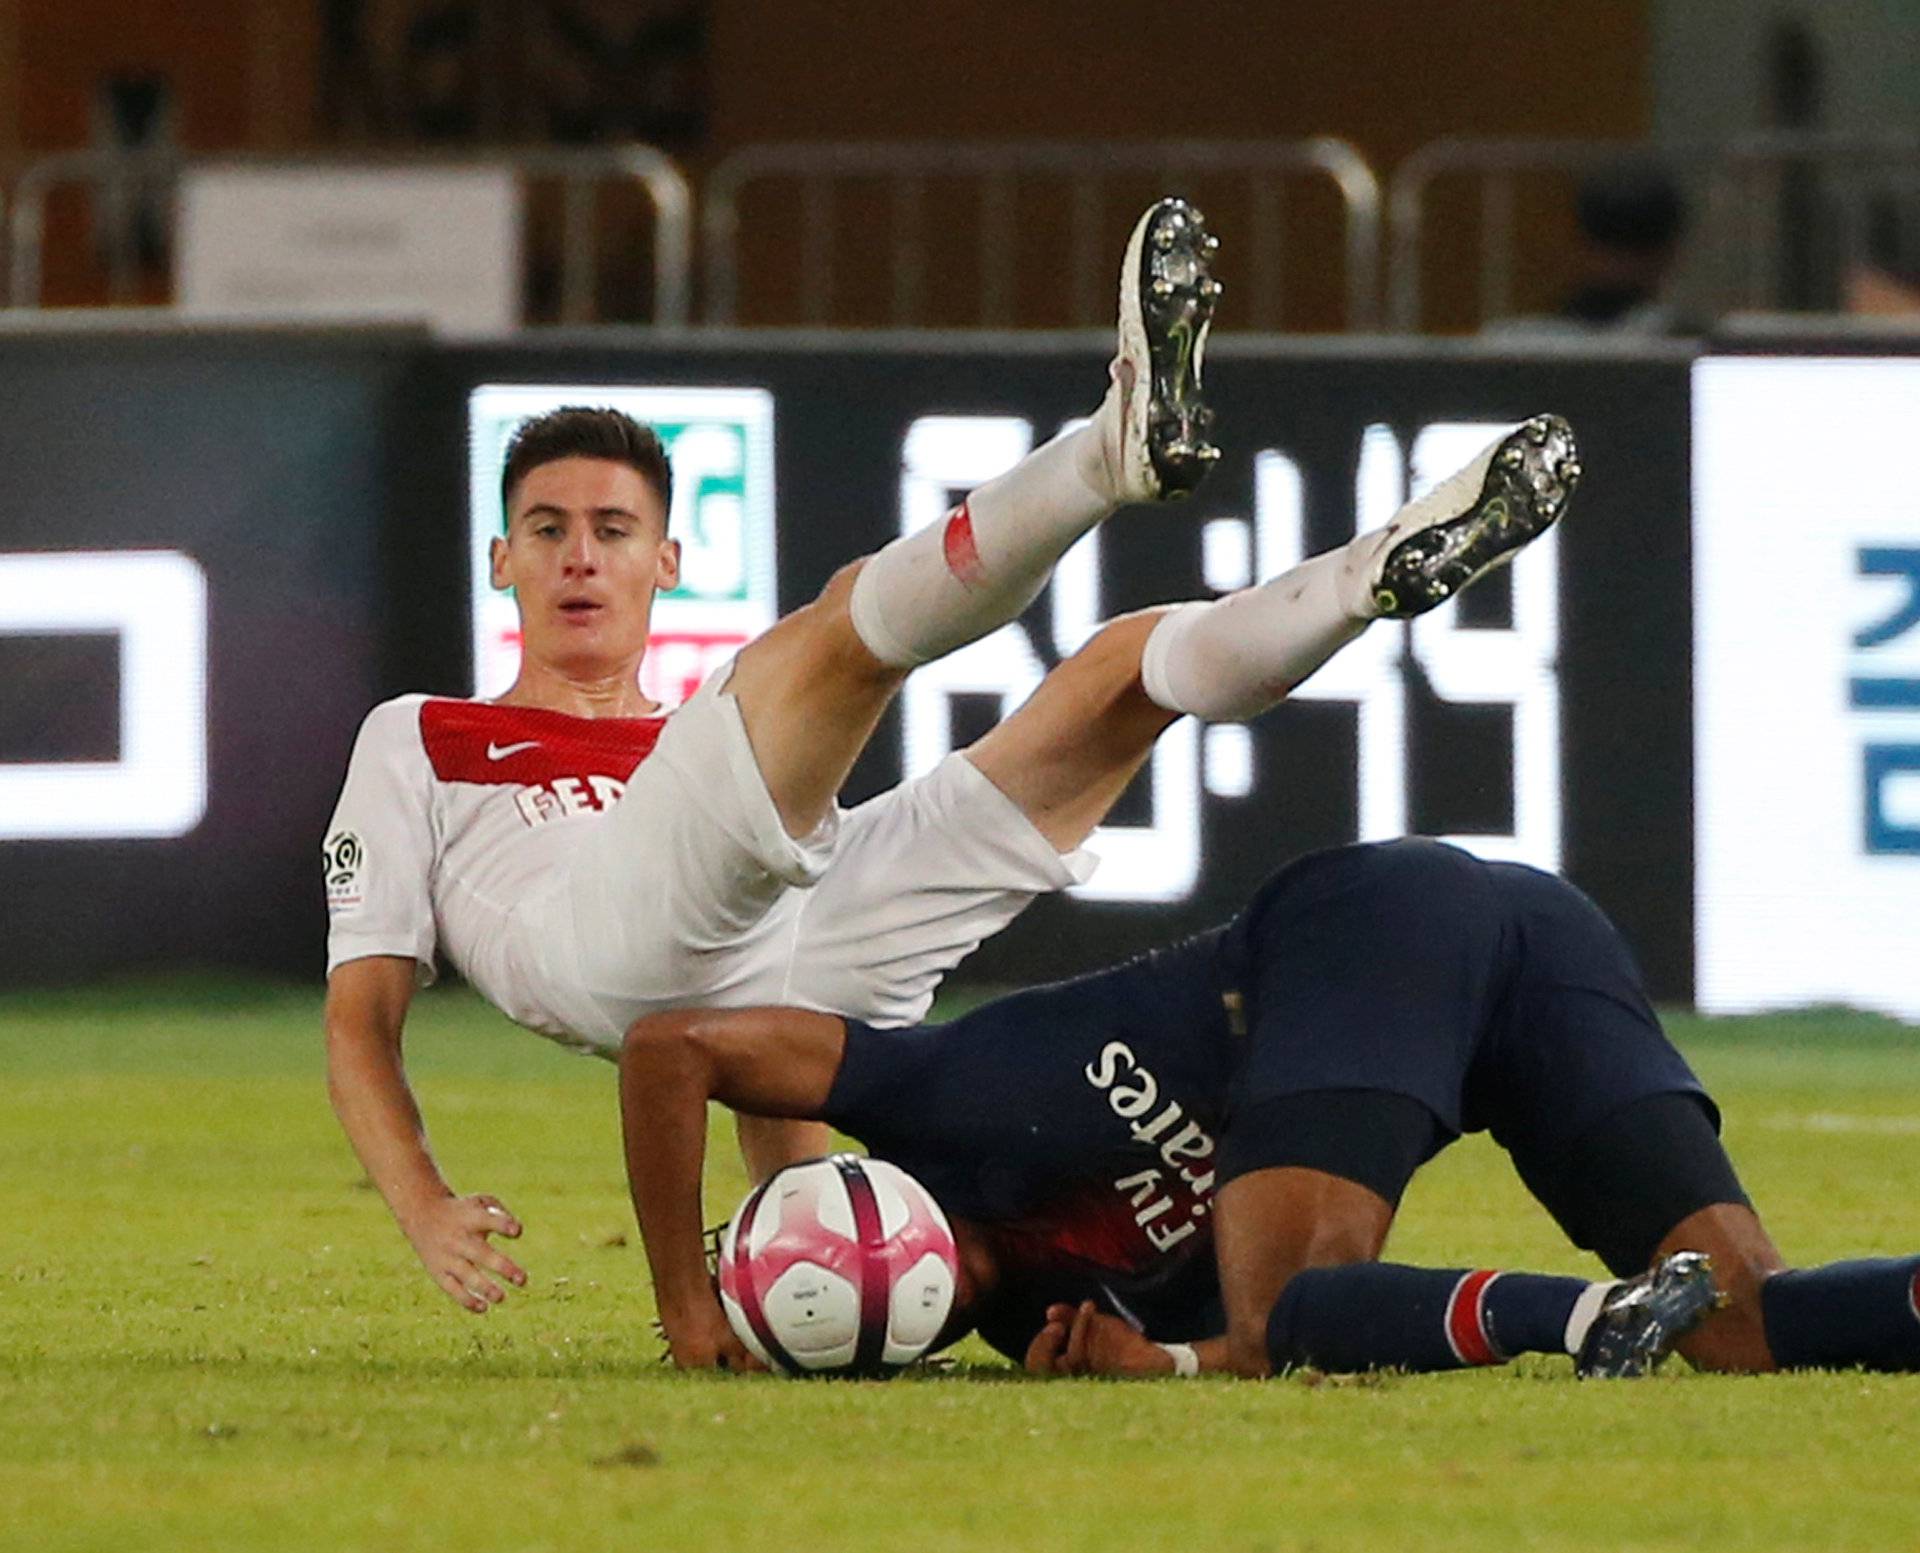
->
xmin=655 ymin=536 xmax=682 ymax=592
xmin=489 ymin=534 xmax=511 ymax=591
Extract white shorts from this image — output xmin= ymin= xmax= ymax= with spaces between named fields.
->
xmin=520 ymin=663 xmax=1093 ymax=1052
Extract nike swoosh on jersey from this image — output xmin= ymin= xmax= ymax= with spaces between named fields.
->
xmin=486 ymin=740 xmax=542 ymax=760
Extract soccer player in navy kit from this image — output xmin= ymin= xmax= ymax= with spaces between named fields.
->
xmin=621 ymin=839 xmax=1920 ymax=1381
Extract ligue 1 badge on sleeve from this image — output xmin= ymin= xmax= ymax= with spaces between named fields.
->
xmin=324 ymin=831 xmax=364 ymax=913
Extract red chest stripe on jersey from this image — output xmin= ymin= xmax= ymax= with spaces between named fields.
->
xmin=419 ymin=699 xmax=667 ymax=786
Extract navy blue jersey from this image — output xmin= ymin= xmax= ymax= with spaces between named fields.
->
xmin=823 ymin=839 xmax=1711 ymax=1360
xmin=823 ymin=929 xmax=1239 ymax=1353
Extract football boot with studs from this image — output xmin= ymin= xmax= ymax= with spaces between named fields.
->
xmin=1576 ymin=1250 xmax=1723 ymax=1379
xmin=1110 ymin=196 xmax=1222 ymax=502
xmin=1370 ymin=413 xmax=1581 ymax=619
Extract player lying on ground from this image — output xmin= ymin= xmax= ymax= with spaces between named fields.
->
xmin=623 ymin=838 xmax=1920 ymax=1379
xmin=321 ymin=197 xmax=1573 ymax=1316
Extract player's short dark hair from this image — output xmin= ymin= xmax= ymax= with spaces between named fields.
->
xmin=500 ymin=406 xmax=673 ymax=527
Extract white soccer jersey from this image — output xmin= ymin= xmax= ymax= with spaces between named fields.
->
xmin=324 ymin=694 xmax=674 ymax=1047
xmin=324 ymin=679 xmax=1093 ymax=1057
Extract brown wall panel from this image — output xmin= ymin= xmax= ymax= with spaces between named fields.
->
xmin=708 ymin=0 xmax=1653 ymax=330
xmin=2 ymin=1 xmax=1650 ymax=328
xmin=710 ymin=0 xmax=1650 ymax=157
xmin=8 ymin=0 xmax=317 ymax=303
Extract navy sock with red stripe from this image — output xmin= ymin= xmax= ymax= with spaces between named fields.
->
xmin=1266 ymin=1263 xmax=1595 ymax=1373
xmin=1759 ymin=1256 xmax=1920 ymax=1371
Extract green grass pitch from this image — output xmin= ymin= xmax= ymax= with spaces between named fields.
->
xmin=6 ymin=979 xmax=1920 ymax=1552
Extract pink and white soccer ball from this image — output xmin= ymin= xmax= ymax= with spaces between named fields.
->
xmin=716 ymin=1154 xmax=958 ymax=1376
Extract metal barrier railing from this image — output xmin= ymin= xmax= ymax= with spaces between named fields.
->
xmin=702 ymin=139 xmax=1382 ymax=330
xmin=5 ymin=145 xmax=694 ymax=324
xmin=1387 ymin=133 xmax=1920 ymax=332
xmin=1708 ymin=133 xmax=1920 ymax=313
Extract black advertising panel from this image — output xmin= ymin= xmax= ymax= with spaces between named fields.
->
xmin=0 ymin=323 xmax=425 ymax=982
xmin=431 ymin=337 xmax=1695 ymax=997
xmin=0 ymin=327 xmax=1692 ymax=997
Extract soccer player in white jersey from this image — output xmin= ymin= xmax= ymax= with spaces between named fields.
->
xmin=323 ymin=197 xmax=1581 ymax=1316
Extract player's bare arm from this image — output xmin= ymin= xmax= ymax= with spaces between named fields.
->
xmin=324 ymin=956 xmax=526 ymax=1314
xmin=1024 ymin=1301 xmax=1232 ymax=1377
xmin=733 ymin=1113 xmax=833 ymax=1186
xmin=618 ymin=1006 xmax=847 ymax=1367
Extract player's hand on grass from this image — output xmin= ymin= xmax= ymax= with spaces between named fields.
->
xmin=397 ymin=1192 xmax=527 ymax=1313
xmin=660 ymin=1295 xmax=766 ymax=1372
xmin=1024 ymin=1300 xmax=1180 ymax=1377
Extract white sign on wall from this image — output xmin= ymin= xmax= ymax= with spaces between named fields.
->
xmin=0 ymin=550 xmax=207 ymax=840
xmin=178 ymin=166 xmax=522 ymax=335
xmin=1694 ymin=356 xmax=1920 ymax=1019
xmin=468 ymin=385 xmax=778 ymax=706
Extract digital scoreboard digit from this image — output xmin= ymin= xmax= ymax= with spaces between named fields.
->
xmin=0 ymin=550 xmax=208 ymax=841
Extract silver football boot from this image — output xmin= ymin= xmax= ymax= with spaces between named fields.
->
xmin=1576 ymin=1250 xmax=1722 ymax=1379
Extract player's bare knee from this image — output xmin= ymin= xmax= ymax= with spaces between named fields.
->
xmin=619 ymin=1008 xmax=702 ymax=1064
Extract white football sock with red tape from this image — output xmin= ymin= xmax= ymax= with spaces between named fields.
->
xmin=848 ymin=411 xmax=1117 ymax=670
xmin=1139 ymin=545 xmax=1373 ymax=723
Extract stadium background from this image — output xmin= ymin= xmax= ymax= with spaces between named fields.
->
xmin=5 ymin=0 xmax=1919 ymax=1016
xmin=6 ymin=7 xmax=1920 ymax=1552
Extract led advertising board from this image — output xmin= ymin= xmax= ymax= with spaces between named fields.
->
xmin=2 ymin=331 xmax=1694 ymax=993
xmin=0 ymin=325 xmax=419 ymax=982
xmin=442 ymin=341 xmax=1694 ymax=993
xmin=1694 ymin=356 xmax=1920 ymax=1020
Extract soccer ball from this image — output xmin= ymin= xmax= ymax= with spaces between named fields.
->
xmin=716 ymin=1154 xmax=958 ymax=1376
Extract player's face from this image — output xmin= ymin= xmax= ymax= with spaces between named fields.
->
xmin=491 ymin=457 xmax=680 ymax=683
xmin=931 ymin=1216 xmax=997 ymax=1346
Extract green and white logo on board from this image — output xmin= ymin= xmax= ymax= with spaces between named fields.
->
xmin=467 ymin=384 xmax=778 ymax=704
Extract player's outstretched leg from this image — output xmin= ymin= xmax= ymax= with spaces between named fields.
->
xmin=1368 ymin=413 xmax=1580 ymax=618
xmin=1140 ymin=415 xmax=1581 ymax=723
xmin=1262 ymin=1251 xmax=1718 ymax=1378
xmin=845 ymin=197 xmax=1221 ymax=670
xmin=728 ymin=199 xmax=1221 ymax=841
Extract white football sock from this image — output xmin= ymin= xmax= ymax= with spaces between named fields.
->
xmin=849 ymin=393 xmax=1123 ymax=669
xmin=1562 ymin=1279 xmax=1622 ymax=1355
xmin=1139 ymin=545 xmax=1377 ymax=723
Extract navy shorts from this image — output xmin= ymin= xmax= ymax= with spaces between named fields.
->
xmin=1213 ymin=838 xmax=1714 ymax=1186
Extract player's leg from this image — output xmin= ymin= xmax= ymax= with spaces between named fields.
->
xmin=1257 ymin=1246 xmax=1717 ymax=1379
xmin=1545 ymin=1108 xmax=1920 ymax=1375
xmin=1139 ymin=414 xmax=1579 ymax=724
xmin=1469 ymin=862 xmax=1920 ymax=1374
xmin=1207 ymin=1107 xmax=1718 ymax=1379
xmin=1469 ymin=863 xmax=1769 ymax=1360
xmin=724 ymin=198 xmax=1221 ymax=840
xmin=968 ymin=413 xmax=1584 ymax=851
xmin=960 ymin=610 xmax=1176 ymax=850
xmin=1206 ymin=841 xmax=1516 ymax=1374
xmin=773 ymin=413 xmax=1578 ymax=1028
